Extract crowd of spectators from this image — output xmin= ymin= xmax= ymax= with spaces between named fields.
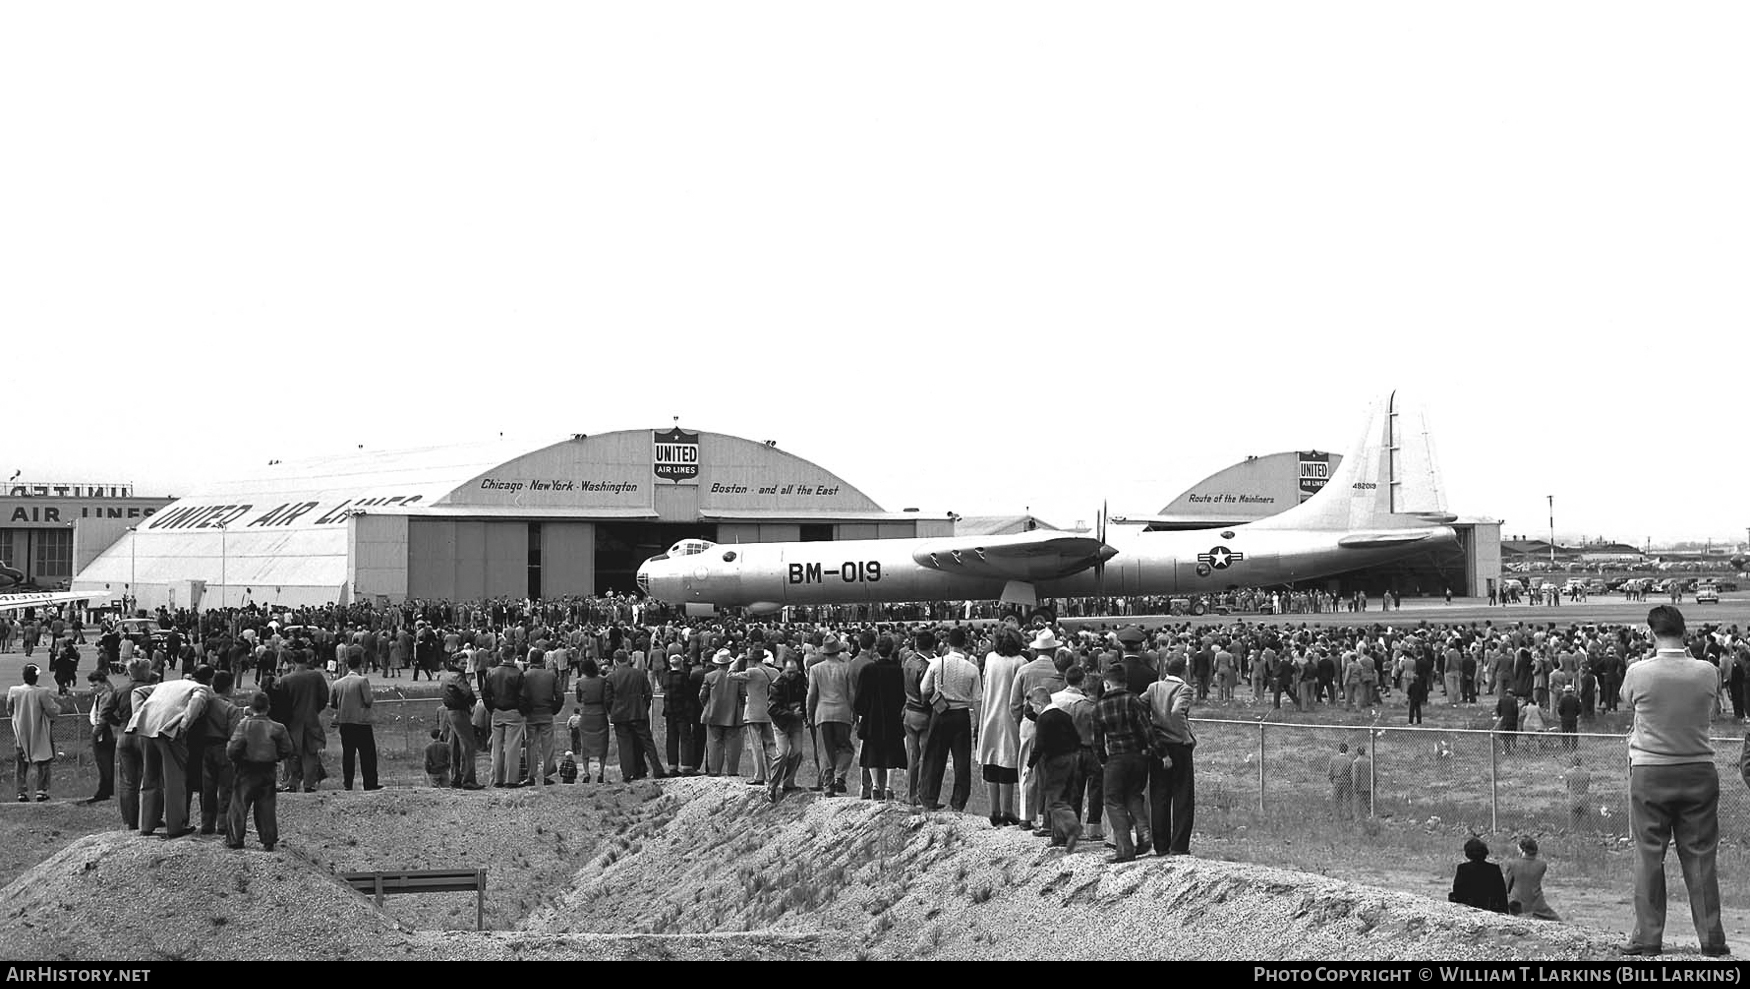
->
xmin=9 ymin=595 xmax=1750 ymax=873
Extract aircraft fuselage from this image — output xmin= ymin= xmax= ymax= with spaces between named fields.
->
xmin=645 ymin=524 xmax=1455 ymax=612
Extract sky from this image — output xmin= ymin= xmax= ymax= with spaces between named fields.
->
xmin=4 ymin=2 xmax=1747 ymax=546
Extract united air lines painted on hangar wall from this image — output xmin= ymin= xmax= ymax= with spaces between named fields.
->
xmin=455 ymin=431 xmax=882 ymax=515
xmin=130 ymin=431 xmax=884 ymax=538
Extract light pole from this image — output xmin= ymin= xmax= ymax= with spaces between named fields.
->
xmin=217 ymin=521 xmax=227 ymax=610
xmin=127 ymin=526 xmax=138 ymax=616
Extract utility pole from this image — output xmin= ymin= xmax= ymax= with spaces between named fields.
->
xmin=1547 ymin=495 xmax=1555 ymax=565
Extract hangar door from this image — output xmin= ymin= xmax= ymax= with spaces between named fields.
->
xmin=408 ymin=519 xmax=531 ymax=601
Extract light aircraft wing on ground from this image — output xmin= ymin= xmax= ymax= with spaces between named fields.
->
xmin=0 ymin=589 xmax=114 ymax=613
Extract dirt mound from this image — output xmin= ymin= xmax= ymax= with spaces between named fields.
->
xmin=538 ymin=779 xmax=1624 ymax=960
xmin=279 ymin=780 xmax=673 ymax=930
xmin=0 ymin=831 xmax=421 ymax=961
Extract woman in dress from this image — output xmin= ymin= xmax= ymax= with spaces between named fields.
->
xmin=977 ymin=629 xmax=1027 ymax=827
xmin=1502 ymin=836 xmax=1560 ymax=920
xmin=852 ymin=635 xmax=907 ymax=801
xmin=572 ymin=658 xmax=611 ymax=782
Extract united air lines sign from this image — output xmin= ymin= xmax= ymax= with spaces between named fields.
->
xmin=653 ymin=429 xmax=700 ymax=483
xmin=1298 ymin=451 xmax=1333 ymax=503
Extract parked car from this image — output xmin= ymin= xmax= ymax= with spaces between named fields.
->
xmin=1695 ymin=582 xmax=1720 ymax=604
xmin=115 ymin=617 xmax=172 ymax=652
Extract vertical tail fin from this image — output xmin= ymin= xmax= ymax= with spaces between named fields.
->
xmin=1250 ymin=392 xmax=1450 ymax=532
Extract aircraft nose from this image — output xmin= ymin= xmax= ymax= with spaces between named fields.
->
xmin=635 ymin=559 xmax=653 ymax=596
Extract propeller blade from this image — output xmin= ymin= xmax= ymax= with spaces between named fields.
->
xmin=1095 ymin=500 xmax=1109 ymax=599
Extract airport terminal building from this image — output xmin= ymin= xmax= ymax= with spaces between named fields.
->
xmin=1 ymin=483 xmax=174 ymax=591
xmin=75 ymin=430 xmax=950 ymax=610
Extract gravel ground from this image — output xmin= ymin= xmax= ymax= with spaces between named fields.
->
xmin=0 ymin=831 xmax=421 ymax=961
xmin=541 ymin=778 xmax=1644 ymax=961
xmin=0 ymin=777 xmax=1713 ymax=961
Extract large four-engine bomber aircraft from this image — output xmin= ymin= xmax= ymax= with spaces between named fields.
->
xmin=638 ymin=394 xmax=1458 ymax=618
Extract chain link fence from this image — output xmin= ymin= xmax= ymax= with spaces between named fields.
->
xmin=7 ymin=699 xmax=1744 ymax=842
xmin=1195 ymin=717 xmax=1749 ymax=843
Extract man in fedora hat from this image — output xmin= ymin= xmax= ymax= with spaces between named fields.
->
xmin=806 ymin=636 xmax=856 ymax=795
xmin=700 ymin=648 xmax=747 ymax=777
xmin=1012 ymin=628 xmax=1068 ymax=830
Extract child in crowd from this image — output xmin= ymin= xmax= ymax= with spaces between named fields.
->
xmin=423 ymin=728 xmax=451 ymax=787
xmin=559 ymin=751 xmax=579 ymax=784
xmin=1448 ymin=837 xmax=1508 ymax=913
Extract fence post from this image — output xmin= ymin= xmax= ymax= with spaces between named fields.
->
xmin=1488 ymin=729 xmax=1499 ymax=832
xmin=1257 ymin=720 xmax=1265 ymax=813
xmin=1368 ymin=714 xmax=1379 ymax=819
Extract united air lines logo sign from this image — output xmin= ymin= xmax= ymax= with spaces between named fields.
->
xmin=653 ymin=429 xmax=700 ymax=482
xmin=1298 ymin=451 xmax=1333 ymax=502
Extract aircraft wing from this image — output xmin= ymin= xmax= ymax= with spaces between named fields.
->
xmin=1336 ymin=528 xmax=1449 ymax=549
xmin=0 ymin=590 xmax=115 ymax=613
xmin=911 ymin=533 xmax=1116 ymax=582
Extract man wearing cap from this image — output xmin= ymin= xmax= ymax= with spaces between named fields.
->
xmin=1011 ymin=629 xmax=1068 ymax=830
xmin=8 ymin=664 xmax=64 ymax=802
xmin=1051 ymin=665 xmax=1104 ymax=843
xmin=766 ymin=654 xmax=810 ymax=801
xmin=1093 ymin=665 xmax=1152 ymax=863
xmin=1111 ymin=626 xmax=1157 ymax=695
xmin=807 ymin=636 xmax=856 ymax=794
xmin=700 ymin=649 xmax=748 ymax=777
xmin=439 ymin=655 xmax=482 ymax=789
xmin=102 ymin=658 xmax=155 ymax=826
xmin=661 ymin=649 xmax=699 ymax=775
xmin=226 ymin=690 xmax=294 ymax=852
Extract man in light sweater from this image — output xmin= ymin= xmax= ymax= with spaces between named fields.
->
xmin=1617 ymin=606 xmax=1728 ymax=957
